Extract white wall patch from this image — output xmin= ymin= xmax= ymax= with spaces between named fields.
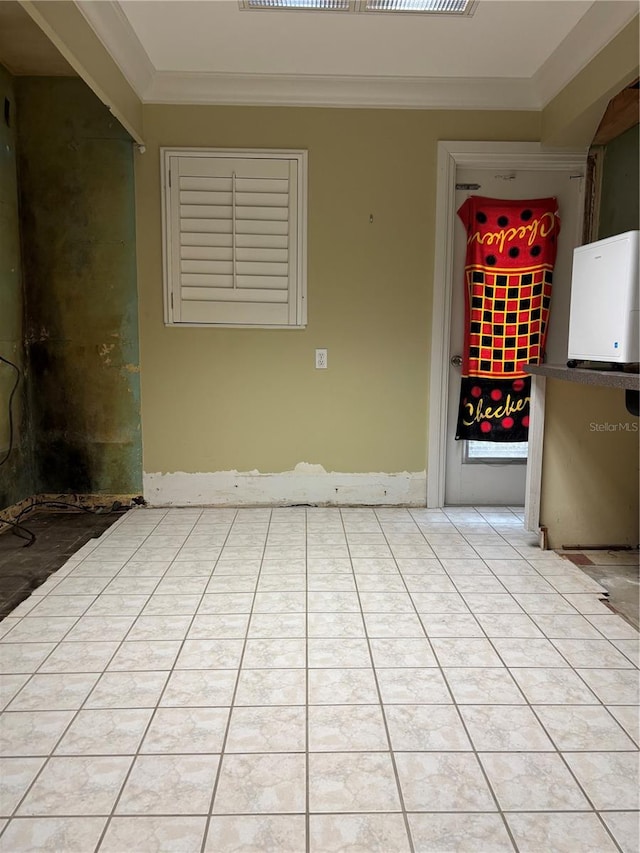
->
xmin=143 ymin=467 xmax=426 ymax=507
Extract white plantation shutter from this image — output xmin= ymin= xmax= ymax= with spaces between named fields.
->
xmin=162 ymin=149 xmax=307 ymax=327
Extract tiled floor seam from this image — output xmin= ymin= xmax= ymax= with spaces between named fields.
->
xmin=342 ymin=508 xmax=416 ymax=853
xmin=304 ymin=509 xmax=311 ymax=853
xmin=197 ymin=507 xmax=272 ymax=853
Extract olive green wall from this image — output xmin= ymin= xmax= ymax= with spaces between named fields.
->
xmin=0 ymin=65 xmax=34 ymax=509
xmin=137 ymin=106 xmax=540 ymax=477
xmin=598 ymin=123 xmax=640 ymax=240
xmin=541 ymin=381 xmax=638 ymax=548
xmin=16 ymin=77 xmax=142 ymax=496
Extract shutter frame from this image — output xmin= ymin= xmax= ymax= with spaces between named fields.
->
xmin=162 ymin=148 xmax=307 ymax=328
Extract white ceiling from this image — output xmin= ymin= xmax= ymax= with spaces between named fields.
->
xmin=70 ymin=0 xmax=640 ymax=109
xmin=120 ymin=0 xmax=588 ymax=78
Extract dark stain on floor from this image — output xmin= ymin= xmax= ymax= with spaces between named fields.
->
xmin=0 ymin=510 xmax=125 ymax=620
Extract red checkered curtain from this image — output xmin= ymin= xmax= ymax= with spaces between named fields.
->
xmin=455 ymin=196 xmax=561 ymax=442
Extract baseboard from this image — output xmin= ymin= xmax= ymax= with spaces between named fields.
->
xmin=143 ymin=467 xmax=427 ymax=507
xmin=0 ymin=495 xmax=37 ymax=526
xmin=0 ymin=493 xmax=143 ymax=529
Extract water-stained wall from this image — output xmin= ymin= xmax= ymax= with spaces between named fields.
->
xmin=0 ymin=65 xmax=34 ymax=509
xmin=598 ymin=123 xmax=639 ymax=240
xmin=16 ymin=77 xmax=142 ymax=496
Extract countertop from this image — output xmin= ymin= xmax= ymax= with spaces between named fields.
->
xmin=526 ymin=363 xmax=640 ymax=391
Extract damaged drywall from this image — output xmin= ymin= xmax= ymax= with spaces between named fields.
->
xmin=143 ymin=464 xmax=427 ymax=506
xmin=0 ymin=65 xmax=34 ymax=509
xmin=16 ymin=77 xmax=142 ymax=496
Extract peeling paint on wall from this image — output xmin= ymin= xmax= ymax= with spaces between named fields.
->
xmin=98 ymin=343 xmax=116 ymax=365
xmin=143 ymin=468 xmax=427 ymax=507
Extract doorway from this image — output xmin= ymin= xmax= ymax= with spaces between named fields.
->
xmin=427 ymin=142 xmax=586 ymax=513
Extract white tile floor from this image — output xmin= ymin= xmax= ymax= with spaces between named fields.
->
xmin=0 ymin=505 xmax=638 ymax=852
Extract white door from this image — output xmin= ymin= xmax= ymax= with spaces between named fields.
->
xmin=444 ymin=166 xmax=584 ymax=505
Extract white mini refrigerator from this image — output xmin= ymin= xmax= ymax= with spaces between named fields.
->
xmin=568 ymin=230 xmax=639 ymax=364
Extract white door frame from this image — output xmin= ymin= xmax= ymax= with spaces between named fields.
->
xmin=427 ymin=141 xmax=587 ymax=525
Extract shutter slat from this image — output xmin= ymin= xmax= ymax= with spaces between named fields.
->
xmin=181 ymin=246 xmax=288 ymax=262
xmin=180 ymin=205 xmax=232 ymax=219
xmin=181 ymin=260 xmax=288 ymax=276
xmin=236 ymin=220 xmax=289 ymax=235
xmin=182 ymin=287 xmax=288 ymax=303
xmin=237 ymin=261 xmax=288 ymax=276
xmin=182 ymin=260 xmax=233 ymax=275
xmin=181 ymin=218 xmax=288 ymax=235
xmin=180 ymin=177 xmax=230 ymax=191
xmin=178 ymin=157 xmax=290 ymax=179
xmin=181 ymin=176 xmax=288 ymax=193
xmin=180 ymin=255 xmax=233 ymax=268
xmin=180 ymin=191 xmax=232 ymax=205
xmin=237 ymin=206 xmax=288 ymax=221
xmin=181 ymin=190 xmax=288 ymax=207
xmin=182 ymin=273 xmax=289 ymax=290
xmin=181 ymin=232 xmax=232 ymax=247
xmin=239 ymin=192 xmax=288 ymax=207
xmin=181 ymin=219 xmax=232 ymax=234
xmin=181 ymin=205 xmax=288 ymax=221
xmin=237 ymin=178 xmax=288 ymax=192
xmin=181 ymin=246 xmax=233 ymax=261
xmin=238 ymin=248 xmax=288 ymax=262
xmin=238 ymin=234 xmax=288 ymax=248
xmin=181 ymin=232 xmax=288 ymax=249
xmin=183 ymin=274 xmax=233 ymax=288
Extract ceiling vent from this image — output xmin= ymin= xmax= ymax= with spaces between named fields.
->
xmin=242 ymin=0 xmax=350 ymax=8
xmin=364 ymin=0 xmax=472 ymax=12
xmin=240 ymin=0 xmax=475 ymax=14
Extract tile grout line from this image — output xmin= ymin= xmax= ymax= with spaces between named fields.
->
xmin=345 ymin=507 xmax=416 ymax=853
xmin=198 ymin=507 xmax=272 ymax=853
xmin=304 ymin=508 xmax=311 ymax=853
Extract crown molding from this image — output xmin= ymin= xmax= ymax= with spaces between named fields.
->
xmin=75 ymin=0 xmax=155 ymax=97
xmin=72 ymin=0 xmax=638 ymax=111
xmin=532 ymin=1 xmax=639 ymax=107
xmin=144 ymin=72 xmax=539 ymax=111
